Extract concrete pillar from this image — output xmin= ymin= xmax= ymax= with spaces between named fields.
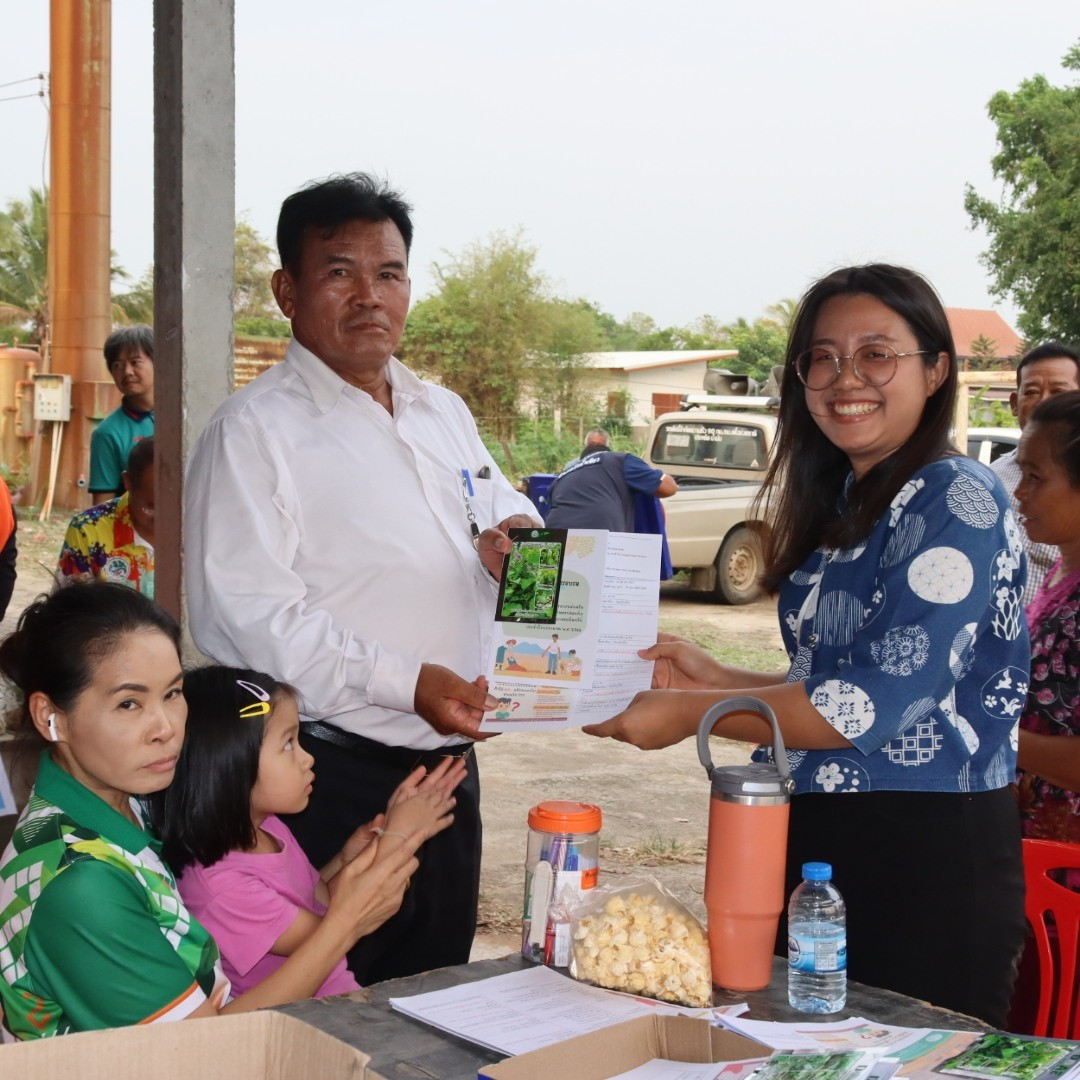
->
xmin=153 ymin=0 xmax=235 ymax=634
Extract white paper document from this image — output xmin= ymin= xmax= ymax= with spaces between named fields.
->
xmin=388 ymin=964 xmax=709 ymax=1057
xmin=609 ymin=1058 xmax=768 ymax=1080
xmin=481 ymin=529 xmax=661 ymax=731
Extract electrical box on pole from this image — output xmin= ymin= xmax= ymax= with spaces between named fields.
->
xmin=32 ymin=373 xmax=73 ymax=421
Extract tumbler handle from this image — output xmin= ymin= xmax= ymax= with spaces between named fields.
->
xmin=696 ymin=695 xmax=793 ymax=785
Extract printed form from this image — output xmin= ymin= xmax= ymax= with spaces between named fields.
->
xmin=481 ymin=529 xmax=661 ymax=731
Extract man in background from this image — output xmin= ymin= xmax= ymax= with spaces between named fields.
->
xmin=89 ymin=325 xmax=155 ymax=501
xmin=991 ymin=342 xmax=1080 ymax=604
xmin=562 ymin=427 xmax=610 ymax=470
xmin=546 ymin=430 xmax=677 ymax=533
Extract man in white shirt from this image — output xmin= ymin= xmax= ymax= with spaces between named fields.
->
xmin=991 ymin=341 xmax=1080 ymax=606
xmin=185 ymin=173 xmax=537 ymax=982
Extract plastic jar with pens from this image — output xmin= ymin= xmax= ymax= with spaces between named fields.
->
xmin=521 ymin=801 xmax=602 ymax=968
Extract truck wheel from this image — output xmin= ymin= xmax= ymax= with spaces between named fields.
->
xmin=714 ymin=526 xmax=763 ymax=605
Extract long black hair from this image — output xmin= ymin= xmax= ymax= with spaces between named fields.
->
xmin=151 ymin=665 xmax=295 ymax=873
xmin=755 ymin=264 xmax=957 ymax=593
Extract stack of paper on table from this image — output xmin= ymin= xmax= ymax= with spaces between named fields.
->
xmin=388 ymin=965 xmax=736 ymax=1057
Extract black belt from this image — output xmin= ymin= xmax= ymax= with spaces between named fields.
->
xmin=301 ymin=721 xmax=474 ymax=771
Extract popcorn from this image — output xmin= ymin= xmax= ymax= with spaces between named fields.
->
xmin=569 ymin=883 xmax=712 ymax=1007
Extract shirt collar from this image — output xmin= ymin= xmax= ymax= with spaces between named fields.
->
xmin=120 ymin=401 xmax=154 ymax=421
xmin=285 ymin=338 xmax=426 ymax=415
xmin=34 ymin=750 xmax=157 ymax=855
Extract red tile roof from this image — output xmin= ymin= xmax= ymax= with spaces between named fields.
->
xmin=945 ymin=308 xmax=1022 ymax=359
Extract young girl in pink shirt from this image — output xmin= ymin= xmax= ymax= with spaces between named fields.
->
xmin=153 ymin=666 xmax=463 ymax=998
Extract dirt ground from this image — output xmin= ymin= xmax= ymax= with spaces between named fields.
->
xmin=471 ymin=582 xmax=783 ymax=959
xmin=3 ymin=522 xmax=785 ymax=963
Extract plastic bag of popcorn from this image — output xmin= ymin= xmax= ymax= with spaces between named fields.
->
xmin=567 ymin=876 xmax=712 ymax=1007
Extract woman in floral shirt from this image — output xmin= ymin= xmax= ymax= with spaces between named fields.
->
xmin=586 ymin=265 xmax=1029 ymax=1027
xmin=1015 ymin=390 xmax=1080 ymax=841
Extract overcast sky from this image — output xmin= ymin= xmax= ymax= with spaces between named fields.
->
xmin=2 ymin=2 xmax=1077 ymax=331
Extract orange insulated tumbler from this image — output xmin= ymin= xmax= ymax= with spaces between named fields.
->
xmin=697 ymin=696 xmax=794 ymax=992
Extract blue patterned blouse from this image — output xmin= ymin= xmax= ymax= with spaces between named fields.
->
xmin=756 ymin=456 xmax=1030 ymax=795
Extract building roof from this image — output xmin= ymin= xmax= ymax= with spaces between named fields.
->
xmin=945 ymin=308 xmax=1022 ymax=359
xmin=581 ymin=350 xmax=739 ymax=371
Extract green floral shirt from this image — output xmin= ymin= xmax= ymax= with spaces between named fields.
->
xmin=0 ymin=752 xmax=229 ymax=1039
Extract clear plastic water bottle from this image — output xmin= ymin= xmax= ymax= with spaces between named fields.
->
xmin=787 ymin=861 xmax=847 ymax=1013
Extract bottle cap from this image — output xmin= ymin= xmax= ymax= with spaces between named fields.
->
xmin=528 ymin=801 xmax=602 ymax=834
xmin=802 ymin=861 xmax=832 ymax=881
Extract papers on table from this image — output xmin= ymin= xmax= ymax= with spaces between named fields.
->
xmin=481 ymin=530 xmax=661 ymax=730
xmin=391 ymin=966 xmax=1080 ymax=1080
xmin=609 ymin=1058 xmax=768 ymax=1080
xmin=388 ymin=964 xmax=724 ymax=1057
xmin=716 ymin=1018 xmax=923 ymax=1053
xmin=714 ymin=1018 xmax=1080 ymax=1080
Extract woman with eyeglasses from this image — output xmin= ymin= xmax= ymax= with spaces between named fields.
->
xmin=585 ymin=264 xmax=1029 ymax=1026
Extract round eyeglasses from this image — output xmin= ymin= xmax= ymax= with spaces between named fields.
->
xmin=794 ymin=345 xmax=935 ymax=390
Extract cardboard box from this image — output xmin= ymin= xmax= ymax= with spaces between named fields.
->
xmin=479 ymin=1015 xmax=770 ymax=1080
xmin=0 ymin=1010 xmax=382 ymax=1079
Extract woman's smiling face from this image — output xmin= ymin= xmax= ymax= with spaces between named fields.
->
xmin=804 ymin=293 xmax=947 ymax=480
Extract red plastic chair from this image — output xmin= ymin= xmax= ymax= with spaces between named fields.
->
xmin=1022 ymin=839 xmax=1080 ymax=1038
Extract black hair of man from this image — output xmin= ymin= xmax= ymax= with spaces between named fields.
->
xmin=276 ymin=172 xmax=414 ymax=274
xmin=1014 ymin=341 xmax=1080 ymax=385
xmin=103 ymin=324 xmax=154 ymax=370
xmin=126 ymin=436 xmax=155 ymax=487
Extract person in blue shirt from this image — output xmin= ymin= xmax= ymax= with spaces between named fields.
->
xmin=546 ymin=431 xmax=677 ymax=533
xmin=585 ymin=264 xmax=1028 ymax=1027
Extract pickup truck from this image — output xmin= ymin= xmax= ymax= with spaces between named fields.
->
xmin=643 ymin=404 xmax=777 ymax=604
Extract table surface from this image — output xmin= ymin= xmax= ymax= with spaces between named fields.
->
xmin=276 ymin=954 xmax=988 ymax=1080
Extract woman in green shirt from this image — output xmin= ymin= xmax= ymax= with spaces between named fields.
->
xmin=0 ymin=582 xmax=422 ymax=1039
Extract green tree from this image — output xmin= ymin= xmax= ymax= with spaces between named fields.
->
xmin=233 ymin=216 xmax=280 ymax=321
xmin=964 ymin=42 xmax=1080 ymax=343
xmin=0 ymin=187 xmax=137 ymax=341
xmin=112 ymin=218 xmax=291 ymax=335
xmin=0 ymin=188 xmax=49 ymax=343
xmin=716 ymin=316 xmax=788 ymax=383
xmin=113 ymin=266 xmax=154 ymax=325
xmin=762 ymin=298 xmax=798 ymax=335
xmin=967 ymin=333 xmax=999 ymax=372
xmin=398 ymin=230 xmax=600 ymax=437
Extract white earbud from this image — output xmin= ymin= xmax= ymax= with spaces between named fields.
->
xmin=47 ymin=712 xmax=58 ymax=743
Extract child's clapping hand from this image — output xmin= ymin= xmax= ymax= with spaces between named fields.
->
xmin=387 ymin=755 xmax=468 ymax=810
xmin=372 ymin=756 xmax=468 ymax=855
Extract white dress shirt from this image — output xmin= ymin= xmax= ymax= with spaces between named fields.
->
xmin=991 ymin=447 xmax=1057 ymax=607
xmin=185 ymin=339 xmax=536 ymax=750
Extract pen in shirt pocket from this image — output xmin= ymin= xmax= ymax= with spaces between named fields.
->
xmin=461 ymin=468 xmax=480 ymax=542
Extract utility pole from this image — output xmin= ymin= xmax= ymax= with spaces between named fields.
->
xmin=39 ymin=0 xmax=115 ymax=513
